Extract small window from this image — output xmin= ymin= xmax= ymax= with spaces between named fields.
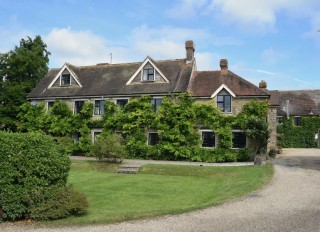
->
xmin=142 ymin=68 xmax=155 ymax=81
xmin=148 ymin=132 xmax=160 ymax=145
xmin=294 ymin=116 xmax=302 ymax=126
xmin=116 ymin=99 xmax=128 ymax=109
xmin=47 ymin=101 xmax=55 ymax=113
xmin=277 ymin=116 xmax=284 ymax=124
xmin=61 ymin=74 xmax=71 ymax=85
xmin=151 ymin=98 xmax=162 ymax=112
xmin=74 ymin=101 xmax=85 ymax=114
xmin=201 ymin=131 xmax=215 ymax=148
xmin=94 ymin=100 xmax=105 ymax=115
xmin=93 ymin=131 xmax=101 ymax=143
xmin=115 ymin=131 xmax=127 ymax=145
xmin=73 ymin=132 xmax=81 ymax=144
xmin=232 ymin=131 xmax=246 ymax=148
xmin=217 ymin=94 xmax=231 ymax=113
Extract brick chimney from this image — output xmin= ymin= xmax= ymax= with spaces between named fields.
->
xmin=220 ymin=59 xmax=228 ymax=76
xmin=220 ymin=59 xmax=228 ymax=70
xmin=185 ymin=40 xmax=195 ymax=62
xmin=259 ymin=80 xmax=267 ymax=89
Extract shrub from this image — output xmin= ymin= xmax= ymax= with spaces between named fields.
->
xmin=0 ymin=132 xmax=70 ymax=220
xmin=91 ymin=133 xmax=124 ymax=162
xmin=191 ymin=147 xmax=237 ymax=163
xmin=236 ymin=148 xmax=251 ymax=162
xmin=30 ymin=185 xmax=88 ymax=220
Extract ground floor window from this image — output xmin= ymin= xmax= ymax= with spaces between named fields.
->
xmin=148 ymin=132 xmax=160 ymax=145
xmin=232 ymin=131 xmax=246 ymax=148
xmin=201 ymin=131 xmax=215 ymax=148
xmin=73 ymin=132 xmax=81 ymax=144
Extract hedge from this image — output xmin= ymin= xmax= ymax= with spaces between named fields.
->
xmin=0 ymin=132 xmax=71 ymax=220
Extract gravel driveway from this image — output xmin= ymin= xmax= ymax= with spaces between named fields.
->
xmin=1 ymin=148 xmax=320 ymax=232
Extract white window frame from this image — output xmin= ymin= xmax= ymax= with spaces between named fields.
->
xmin=200 ymin=129 xmax=216 ymax=148
xmin=142 ymin=67 xmax=155 ymax=82
xmin=151 ymin=97 xmax=162 ymax=112
xmin=91 ymin=129 xmax=102 ymax=143
xmin=231 ymin=130 xmax=247 ymax=149
xmin=73 ymin=100 xmax=87 ymax=114
xmin=115 ymin=98 xmax=129 ymax=109
xmin=93 ymin=99 xmax=105 ymax=115
xmin=60 ymin=73 xmax=71 ymax=86
xmin=46 ymin=100 xmax=55 ymax=114
xmin=147 ymin=131 xmax=160 ymax=145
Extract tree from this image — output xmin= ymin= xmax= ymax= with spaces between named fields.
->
xmin=0 ymin=36 xmax=50 ymax=131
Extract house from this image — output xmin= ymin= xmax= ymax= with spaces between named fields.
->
xmin=28 ymin=41 xmax=275 ymax=150
xmin=271 ymin=90 xmax=320 ymax=125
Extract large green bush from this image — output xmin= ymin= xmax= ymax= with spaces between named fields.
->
xmin=0 ymin=132 xmax=87 ymax=221
xmin=277 ymin=116 xmax=320 ymax=148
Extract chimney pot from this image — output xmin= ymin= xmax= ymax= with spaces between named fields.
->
xmin=259 ymin=80 xmax=267 ymax=89
xmin=220 ymin=59 xmax=228 ymax=70
xmin=185 ymin=40 xmax=195 ymax=62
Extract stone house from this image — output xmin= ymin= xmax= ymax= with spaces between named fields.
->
xmin=28 ymin=41 xmax=276 ymax=150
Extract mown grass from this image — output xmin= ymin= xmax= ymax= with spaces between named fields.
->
xmin=52 ymin=160 xmax=273 ymax=225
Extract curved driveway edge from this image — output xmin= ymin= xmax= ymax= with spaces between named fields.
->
xmin=1 ymin=149 xmax=320 ymax=232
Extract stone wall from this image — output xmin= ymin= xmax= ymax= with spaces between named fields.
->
xmin=267 ymin=107 xmax=277 ymax=150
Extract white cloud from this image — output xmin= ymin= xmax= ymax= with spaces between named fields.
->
xmin=169 ymin=0 xmax=320 ymax=32
xmin=44 ymin=26 xmax=219 ymax=70
xmin=45 ymin=28 xmax=110 ymax=66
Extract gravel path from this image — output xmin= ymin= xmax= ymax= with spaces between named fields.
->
xmin=1 ymin=148 xmax=320 ymax=232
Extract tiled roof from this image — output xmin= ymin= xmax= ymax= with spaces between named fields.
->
xmin=28 ymin=59 xmax=193 ymax=99
xmin=189 ymin=70 xmax=269 ymax=97
xmin=276 ymin=90 xmax=320 ymax=116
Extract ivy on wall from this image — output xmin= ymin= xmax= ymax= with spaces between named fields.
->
xmin=277 ymin=116 xmax=320 ymax=148
xmin=17 ymin=94 xmax=270 ymax=161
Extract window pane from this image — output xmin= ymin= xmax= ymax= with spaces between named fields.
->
xmin=61 ymin=74 xmax=70 ymax=85
xmin=151 ymin=98 xmax=162 ymax=111
xmin=148 ymin=133 xmax=160 ymax=145
xmin=202 ymin=132 xmax=215 ymax=147
xmin=224 ymin=96 xmax=231 ymax=112
xmin=294 ymin=117 xmax=302 ymax=126
xmin=75 ymin=101 xmax=84 ymax=114
xmin=232 ymin=132 xmax=246 ymax=148
xmin=143 ymin=68 xmax=154 ymax=81
xmin=117 ymin=99 xmax=128 ymax=109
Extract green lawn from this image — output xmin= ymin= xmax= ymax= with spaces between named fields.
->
xmin=55 ymin=160 xmax=273 ymax=225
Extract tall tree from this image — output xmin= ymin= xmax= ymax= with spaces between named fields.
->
xmin=0 ymin=36 xmax=50 ymax=131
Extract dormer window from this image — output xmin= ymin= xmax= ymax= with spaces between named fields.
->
xmin=217 ymin=89 xmax=231 ymax=113
xmin=61 ymin=74 xmax=71 ymax=86
xmin=142 ymin=68 xmax=155 ymax=81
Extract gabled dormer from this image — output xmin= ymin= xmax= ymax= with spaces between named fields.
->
xmin=211 ymin=84 xmax=235 ymax=113
xmin=126 ymin=56 xmax=170 ymax=85
xmin=48 ymin=63 xmax=82 ymax=88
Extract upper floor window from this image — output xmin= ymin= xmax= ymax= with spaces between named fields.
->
xmin=47 ymin=101 xmax=55 ymax=113
xmin=277 ymin=116 xmax=284 ymax=124
xmin=151 ymin=98 xmax=162 ymax=112
xmin=74 ymin=100 xmax=85 ymax=114
xmin=217 ymin=90 xmax=231 ymax=113
xmin=201 ymin=131 xmax=215 ymax=148
xmin=116 ymin=99 xmax=128 ymax=109
xmin=61 ymin=74 xmax=71 ymax=86
xmin=148 ymin=132 xmax=160 ymax=145
xmin=294 ymin=116 xmax=302 ymax=126
xmin=142 ymin=68 xmax=155 ymax=81
xmin=94 ymin=100 xmax=105 ymax=115
xmin=232 ymin=131 xmax=246 ymax=149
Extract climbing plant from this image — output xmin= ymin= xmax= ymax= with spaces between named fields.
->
xmin=277 ymin=116 xmax=320 ymax=148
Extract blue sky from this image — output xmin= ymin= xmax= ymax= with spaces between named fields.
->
xmin=1 ymin=0 xmax=320 ymax=90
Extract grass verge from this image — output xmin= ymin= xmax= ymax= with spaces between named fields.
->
xmin=50 ymin=160 xmax=273 ymax=225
